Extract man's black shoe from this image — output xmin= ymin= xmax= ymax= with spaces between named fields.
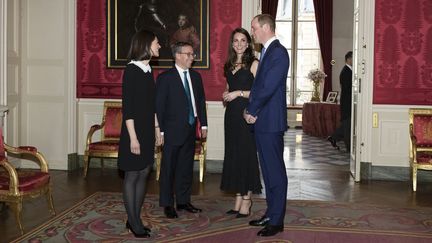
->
xmin=177 ymin=203 xmax=202 ymax=213
xmin=257 ymin=225 xmax=284 ymax=237
xmin=327 ymin=136 xmax=340 ymax=150
xmin=164 ymin=206 xmax=178 ymax=218
xmin=249 ymin=216 xmax=270 ymax=226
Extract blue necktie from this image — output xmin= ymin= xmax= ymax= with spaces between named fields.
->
xmin=260 ymin=47 xmax=266 ymax=61
xmin=183 ymin=71 xmax=195 ymax=125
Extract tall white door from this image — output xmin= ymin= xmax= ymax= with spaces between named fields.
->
xmin=350 ymin=0 xmax=375 ymax=182
xmin=350 ymin=0 xmax=362 ymax=181
xmin=6 ymin=0 xmax=76 ymax=170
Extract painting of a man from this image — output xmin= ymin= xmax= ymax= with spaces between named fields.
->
xmin=170 ymin=14 xmax=200 ymax=57
xmin=108 ymin=0 xmax=208 ymax=68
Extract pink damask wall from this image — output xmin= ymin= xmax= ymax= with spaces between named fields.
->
xmin=77 ymin=0 xmax=241 ymax=100
xmin=374 ymin=0 xmax=432 ymax=105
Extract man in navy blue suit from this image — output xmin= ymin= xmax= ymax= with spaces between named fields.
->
xmin=243 ymin=14 xmax=289 ymax=237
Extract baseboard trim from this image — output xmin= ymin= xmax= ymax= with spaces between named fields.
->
xmin=69 ymin=155 xmax=432 ymax=182
xmin=361 ymin=162 xmax=432 ymax=182
xmin=68 ymin=154 xmax=224 ymax=173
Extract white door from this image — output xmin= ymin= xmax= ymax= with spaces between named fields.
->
xmin=350 ymin=0 xmax=362 ymax=181
xmin=6 ymin=0 xmax=76 ymax=170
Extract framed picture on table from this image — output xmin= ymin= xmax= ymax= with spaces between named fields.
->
xmin=107 ymin=0 xmax=209 ymax=69
xmin=326 ymin=91 xmax=338 ymax=103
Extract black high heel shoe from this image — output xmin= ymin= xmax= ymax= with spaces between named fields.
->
xmin=226 ymin=209 xmax=239 ymax=214
xmin=226 ymin=194 xmax=242 ymax=215
xmin=236 ymin=198 xmax=252 ymax=218
xmin=126 ymin=221 xmax=151 ymax=237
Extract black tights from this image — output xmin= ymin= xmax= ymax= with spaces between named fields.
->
xmin=123 ymin=165 xmax=151 ymax=233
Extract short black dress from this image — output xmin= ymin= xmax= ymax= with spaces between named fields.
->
xmin=118 ymin=64 xmax=155 ymax=171
xmin=220 ymin=68 xmax=262 ymax=195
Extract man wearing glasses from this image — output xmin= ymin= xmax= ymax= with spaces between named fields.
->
xmin=155 ymin=42 xmax=207 ymax=219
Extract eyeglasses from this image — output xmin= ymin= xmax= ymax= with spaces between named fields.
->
xmin=178 ymin=52 xmax=197 ymax=58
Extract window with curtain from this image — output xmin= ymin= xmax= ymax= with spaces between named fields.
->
xmin=276 ymin=0 xmax=321 ymax=106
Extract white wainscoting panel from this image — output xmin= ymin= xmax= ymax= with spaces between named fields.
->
xmin=378 ymin=120 xmax=408 ymax=156
xmin=370 ymin=105 xmax=429 ymax=167
xmin=206 ymin=101 xmax=225 ymax=160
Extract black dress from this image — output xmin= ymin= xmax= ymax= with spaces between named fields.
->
xmin=118 ymin=64 xmax=155 ymax=171
xmin=220 ymin=68 xmax=262 ymax=195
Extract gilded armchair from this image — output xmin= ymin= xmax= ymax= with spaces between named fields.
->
xmin=409 ymin=108 xmax=432 ymax=192
xmin=0 ymin=128 xmax=55 ymax=234
xmin=83 ymin=101 xmax=122 ymax=178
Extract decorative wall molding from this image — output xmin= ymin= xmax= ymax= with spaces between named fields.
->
xmin=370 ymin=106 xmax=412 ymax=167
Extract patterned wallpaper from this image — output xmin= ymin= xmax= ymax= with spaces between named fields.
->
xmin=77 ymin=0 xmax=241 ymax=100
xmin=374 ymin=0 xmax=432 ymax=105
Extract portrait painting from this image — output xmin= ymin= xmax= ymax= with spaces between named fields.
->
xmin=107 ymin=0 xmax=209 ymax=68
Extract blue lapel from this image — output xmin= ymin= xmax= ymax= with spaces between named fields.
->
xmin=256 ymin=40 xmax=279 ymax=75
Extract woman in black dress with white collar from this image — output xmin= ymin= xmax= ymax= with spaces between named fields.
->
xmin=118 ymin=30 xmax=162 ymax=238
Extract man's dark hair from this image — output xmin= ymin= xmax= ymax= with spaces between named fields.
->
xmin=345 ymin=51 xmax=353 ymax=61
xmin=255 ymin=14 xmax=276 ymax=32
xmin=127 ymin=30 xmax=156 ymax=61
xmin=171 ymin=41 xmax=193 ymax=57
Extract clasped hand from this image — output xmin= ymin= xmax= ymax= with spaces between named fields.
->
xmin=222 ymin=91 xmax=239 ymax=103
xmin=243 ymin=110 xmax=257 ymax=124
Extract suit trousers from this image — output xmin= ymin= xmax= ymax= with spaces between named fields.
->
xmin=331 ymin=118 xmax=351 ymax=152
xmin=255 ymin=131 xmax=287 ymax=225
xmin=159 ymin=124 xmax=195 ymax=207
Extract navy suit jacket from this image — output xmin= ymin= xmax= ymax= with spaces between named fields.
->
xmin=155 ymin=67 xmax=207 ymax=145
xmin=247 ymin=39 xmax=290 ymax=133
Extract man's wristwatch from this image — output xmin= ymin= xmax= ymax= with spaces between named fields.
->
xmin=240 ymin=90 xmax=244 ymax=97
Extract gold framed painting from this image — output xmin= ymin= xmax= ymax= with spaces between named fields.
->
xmin=107 ymin=0 xmax=209 ymax=69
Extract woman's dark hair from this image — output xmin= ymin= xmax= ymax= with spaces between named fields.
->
xmin=127 ymin=30 xmax=156 ymax=61
xmin=223 ymin=28 xmax=256 ymax=74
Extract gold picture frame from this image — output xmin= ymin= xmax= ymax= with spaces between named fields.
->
xmin=107 ymin=0 xmax=209 ymax=69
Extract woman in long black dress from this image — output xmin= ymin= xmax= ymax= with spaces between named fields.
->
xmin=118 ymin=30 xmax=162 ymax=238
xmin=221 ymin=28 xmax=262 ymax=218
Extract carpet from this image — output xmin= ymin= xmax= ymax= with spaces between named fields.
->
xmin=12 ymin=192 xmax=432 ymax=243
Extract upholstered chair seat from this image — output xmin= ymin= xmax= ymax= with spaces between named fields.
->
xmin=88 ymin=140 xmax=119 ymax=151
xmin=0 ymin=170 xmax=50 ymax=192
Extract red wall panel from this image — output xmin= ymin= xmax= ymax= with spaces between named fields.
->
xmin=77 ymin=0 xmax=242 ymax=101
xmin=374 ymin=0 xmax=432 ymax=105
